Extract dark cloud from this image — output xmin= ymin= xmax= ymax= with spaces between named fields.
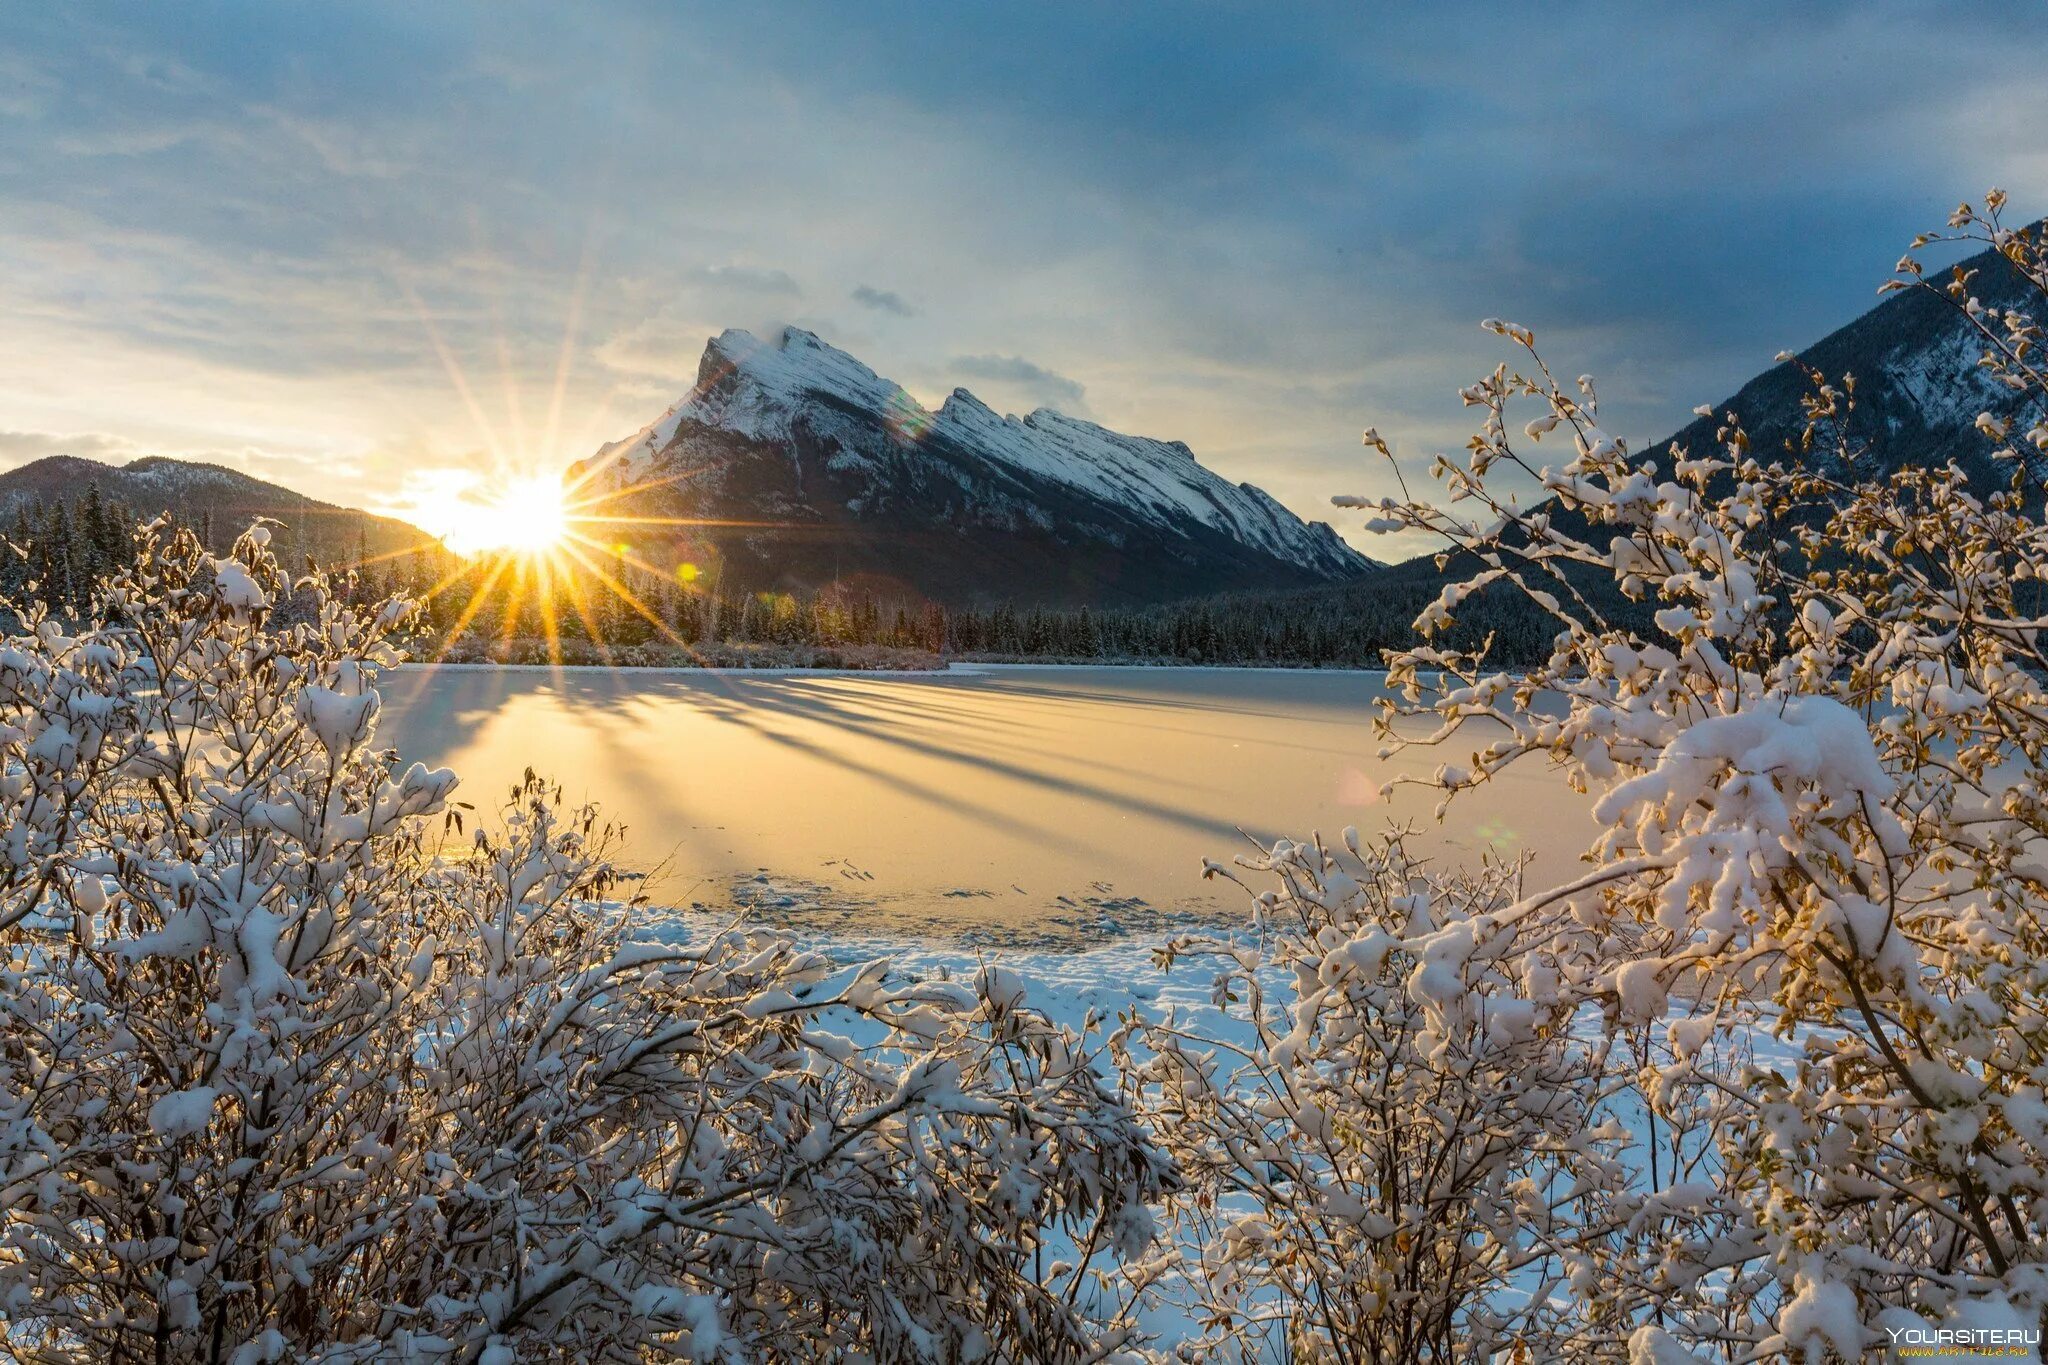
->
xmin=951 ymin=354 xmax=1086 ymax=412
xmin=852 ymin=285 xmax=915 ymax=316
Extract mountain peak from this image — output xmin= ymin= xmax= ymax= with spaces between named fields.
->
xmin=700 ymin=325 xmax=874 ymax=377
xmin=581 ymin=327 xmax=1372 ymax=605
xmin=937 ymin=387 xmax=996 ymax=420
xmin=697 ymin=326 xmax=911 ymax=426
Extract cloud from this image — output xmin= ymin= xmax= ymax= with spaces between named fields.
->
xmin=951 ymin=354 xmax=1087 ymax=413
xmin=593 ymin=313 xmax=716 ymax=380
xmin=0 ymin=49 xmax=60 ymax=118
xmin=3 ymin=3 xmax=2047 ymax=546
xmin=0 ymin=429 xmax=143 ymax=468
xmin=0 ymin=429 xmax=335 ymax=483
xmin=593 ymin=266 xmax=805 ymax=379
xmin=851 ymin=284 xmax=915 ymax=317
xmin=695 ymin=265 xmax=800 ymax=296
xmin=51 ymin=122 xmax=239 ymax=159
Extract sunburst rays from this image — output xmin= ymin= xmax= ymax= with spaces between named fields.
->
xmin=383 ymin=461 xmax=830 ymax=671
xmin=384 ymin=242 xmax=826 ymax=673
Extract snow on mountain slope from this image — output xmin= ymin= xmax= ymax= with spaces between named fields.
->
xmin=929 ymin=389 xmax=1352 ymax=572
xmin=597 ymin=328 xmax=915 ymax=464
xmin=586 ymin=327 xmax=1368 ymax=602
xmin=1645 ymin=235 xmax=2048 ymax=485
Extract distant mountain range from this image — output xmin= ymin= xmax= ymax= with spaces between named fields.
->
xmin=5 ymin=236 xmax=2038 ymax=629
xmin=573 ymin=328 xmax=1373 ymax=607
xmin=0 ymin=455 xmax=435 ymax=566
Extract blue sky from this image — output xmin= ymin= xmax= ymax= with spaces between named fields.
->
xmin=1 ymin=2 xmax=2042 ymax=543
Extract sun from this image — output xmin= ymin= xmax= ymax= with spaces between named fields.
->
xmin=436 ymin=473 xmax=570 ymax=555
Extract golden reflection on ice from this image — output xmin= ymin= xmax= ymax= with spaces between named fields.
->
xmin=376 ymin=666 xmax=1595 ymax=938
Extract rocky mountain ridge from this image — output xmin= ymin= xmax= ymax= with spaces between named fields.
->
xmin=578 ymin=327 xmax=1371 ymax=607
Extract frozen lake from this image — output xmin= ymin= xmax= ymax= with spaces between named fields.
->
xmin=375 ymin=664 xmax=1593 ymax=942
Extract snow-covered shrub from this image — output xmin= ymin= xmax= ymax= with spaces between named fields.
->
xmin=1120 ymin=834 xmax=1621 ymax=1362
xmin=1344 ymin=193 xmax=2048 ymax=1357
xmin=0 ymin=520 xmax=1172 ymax=1361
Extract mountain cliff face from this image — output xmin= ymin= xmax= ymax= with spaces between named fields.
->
xmin=0 ymin=455 xmax=435 ymax=565
xmin=1649 ymin=239 xmax=2046 ymax=481
xmin=577 ymin=328 xmax=1372 ymax=607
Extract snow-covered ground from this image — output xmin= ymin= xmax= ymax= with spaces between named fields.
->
xmin=634 ymin=899 xmax=1261 ymax=1350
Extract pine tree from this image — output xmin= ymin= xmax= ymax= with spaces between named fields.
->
xmin=77 ymin=486 xmax=111 ymax=587
xmin=0 ymin=507 xmax=29 ymax=622
xmin=39 ymin=502 xmax=77 ymax=611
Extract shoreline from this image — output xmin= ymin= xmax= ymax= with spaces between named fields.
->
xmin=394 ymin=658 xmax=1399 ymax=677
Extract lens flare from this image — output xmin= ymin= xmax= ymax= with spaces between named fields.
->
xmin=884 ymin=388 xmax=931 ymax=445
xmin=437 ymin=474 xmax=569 ymax=555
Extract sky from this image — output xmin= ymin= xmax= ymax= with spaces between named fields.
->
xmin=1 ymin=1 xmax=2044 ymax=549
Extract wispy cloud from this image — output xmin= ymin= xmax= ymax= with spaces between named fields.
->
xmin=851 ymin=284 xmax=915 ymax=317
xmin=697 ymin=265 xmax=801 ymax=296
xmin=951 ymin=354 xmax=1086 ymax=413
xmin=593 ymin=267 xmax=808 ymax=381
xmin=0 ymin=430 xmax=143 ymax=467
xmin=0 ymin=429 xmax=348 ymax=481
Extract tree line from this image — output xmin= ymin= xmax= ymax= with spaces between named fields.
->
xmin=9 ymin=486 xmax=1606 ymax=666
xmin=0 ymin=486 xmax=143 ymax=617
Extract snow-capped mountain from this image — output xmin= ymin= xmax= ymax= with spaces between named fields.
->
xmin=1344 ymin=233 xmax=2048 ymax=662
xmin=1646 ymin=237 xmax=2046 ymax=482
xmin=579 ymin=328 xmax=1372 ymax=606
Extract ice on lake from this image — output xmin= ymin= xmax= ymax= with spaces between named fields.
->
xmin=376 ymin=663 xmax=1592 ymax=942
